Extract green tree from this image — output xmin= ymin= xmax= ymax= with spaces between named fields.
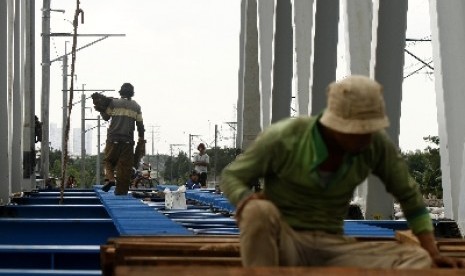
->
xmin=48 ymin=148 xmax=100 ymax=188
xmin=164 ymin=156 xmax=175 ymax=183
xmin=205 ymin=147 xmax=238 ymax=179
xmin=403 ymin=136 xmax=442 ymax=198
xmin=164 ymin=151 xmax=190 ymax=184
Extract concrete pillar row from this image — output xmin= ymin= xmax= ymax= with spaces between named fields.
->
xmin=429 ymin=0 xmax=465 ymax=233
xmin=236 ymin=0 xmax=463 ymax=231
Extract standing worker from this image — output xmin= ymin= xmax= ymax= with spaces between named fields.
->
xmin=193 ymin=143 xmax=209 ymax=187
xmin=220 ymin=75 xmax=465 ymax=269
xmin=95 ymin=83 xmax=145 ymax=195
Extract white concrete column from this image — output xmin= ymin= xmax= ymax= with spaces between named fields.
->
xmin=257 ymin=0 xmax=274 ymax=129
xmin=343 ymin=0 xmax=373 ymax=214
xmin=294 ymin=0 xmax=314 ymax=116
xmin=365 ymin=0 xmax=407 ymax=220
xmin=11 ymin=0 xmax=23 ymax=193
xmin=0 ymin=0 xmax=11 ymax=202
xmin=430 ymin=0 xmax=465 ymax=232
xmin=310 ymin=0 xmax=339 ymax=115
xmin=236 ymin=0 xmax=246 ymax=149
xmin=7 ymin=0 xmax=15 ymax=195
xmin=344 ymin=0 xmax=372 ymax=76
xmin=242 ymin=0 xmax=261 ymax=150
xmin=271 ymin=0 xmax=293 ymax=123
xmin=40 ymin=0 xmax=51 ymax=180
xmin=459 ymin=144 xmax=465 ymax=235
xmin=22 ymin=0 xmax=36 ymax=190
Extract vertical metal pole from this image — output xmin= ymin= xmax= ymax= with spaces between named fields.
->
xmin=170 ymin=145 xmax=173 ymax=182
xmin=96 ymin=115 xmax=100 ymax=185
xmin=61 ymin=43 xmax=68 ymax=171
xmin=150 ymin=126 xmax=154 ymax=166
xmin=156 ymin=151 xmax=159 ymax=179
xmin=188 ymin=134 xmax=192 ymax=171
xmin=151 ymin=129 xmax=154 ymax=156
xmin=40 ymin=0 xmax=50 ymax=181
xmin=214 ymin=124 xmax=217 ymax=183
xmin=81 ymin=91 xmax=85 ymax=187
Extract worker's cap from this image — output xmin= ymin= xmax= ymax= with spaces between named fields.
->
xmin=320 ymin=75 xmax=390 ymax=134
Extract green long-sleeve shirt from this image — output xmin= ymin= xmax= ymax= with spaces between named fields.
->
xmin=220 ymin=115 xmax=432 ymax=235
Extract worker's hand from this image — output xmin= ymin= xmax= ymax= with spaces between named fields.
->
xmin=416 ymin=231 xmax=465 ymax=268
xmin=235 ymin=192 xmax=266 ymax=226
xmin=431 ymin=254 xmax=465 ymax=268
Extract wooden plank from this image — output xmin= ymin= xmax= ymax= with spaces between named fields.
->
xmin=101 ymin=245 xmax=115 ymax=276
xmin=435 ymin=238 xmax=465 ymax=244
xmin=108 ymin=235 xmax=394 ymax=243
xmin=115 ymin=266 xmax=465 ymax=276
xmin=438 ymin=245 xmax=465 ymax=252
xmin=105 ymin=235 xmax=465 ymax=276
xmin=102 ymin=237 xmax=241 ymax=275
xmin=123 ymin=256 xmax=242 ymax=266
xmin=114 ymin=242 xmax=240 ymax=252
xmin=114 ymin=242 xmax=240 ymax=265
xmin=107 ymin=235 xmax=239 ymax=244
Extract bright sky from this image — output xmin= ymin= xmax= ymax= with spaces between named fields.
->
xmin=35 ymin=0 xmax=437 ymax=155
xmin=400 ymin=0 xmax=437 ymax=151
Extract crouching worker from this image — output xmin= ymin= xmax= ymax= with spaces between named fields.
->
xmin=220 ymin=75 xmax=465 ymax=269
xmin=185 ymin=170 xmax=201 ymax=190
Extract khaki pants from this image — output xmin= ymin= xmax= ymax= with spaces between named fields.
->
xmin=239 ymin=200 xmax=432 ymax=268
xmin=104 ymin=142 xmax=134 ymax=195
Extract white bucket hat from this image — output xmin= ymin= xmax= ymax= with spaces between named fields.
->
xmin=320 ymin=75 xmax=390 ymax=134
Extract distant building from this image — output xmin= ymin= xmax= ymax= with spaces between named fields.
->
xmin=49 ymin=123 xmax=62 ymax=151
xmin=72 ymin=128 xmax=80 ymax=156
xmin=85 ymin=124 xmax=93 ymax=155
xmin=71 ymin=126 xmax=94 ymax=156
